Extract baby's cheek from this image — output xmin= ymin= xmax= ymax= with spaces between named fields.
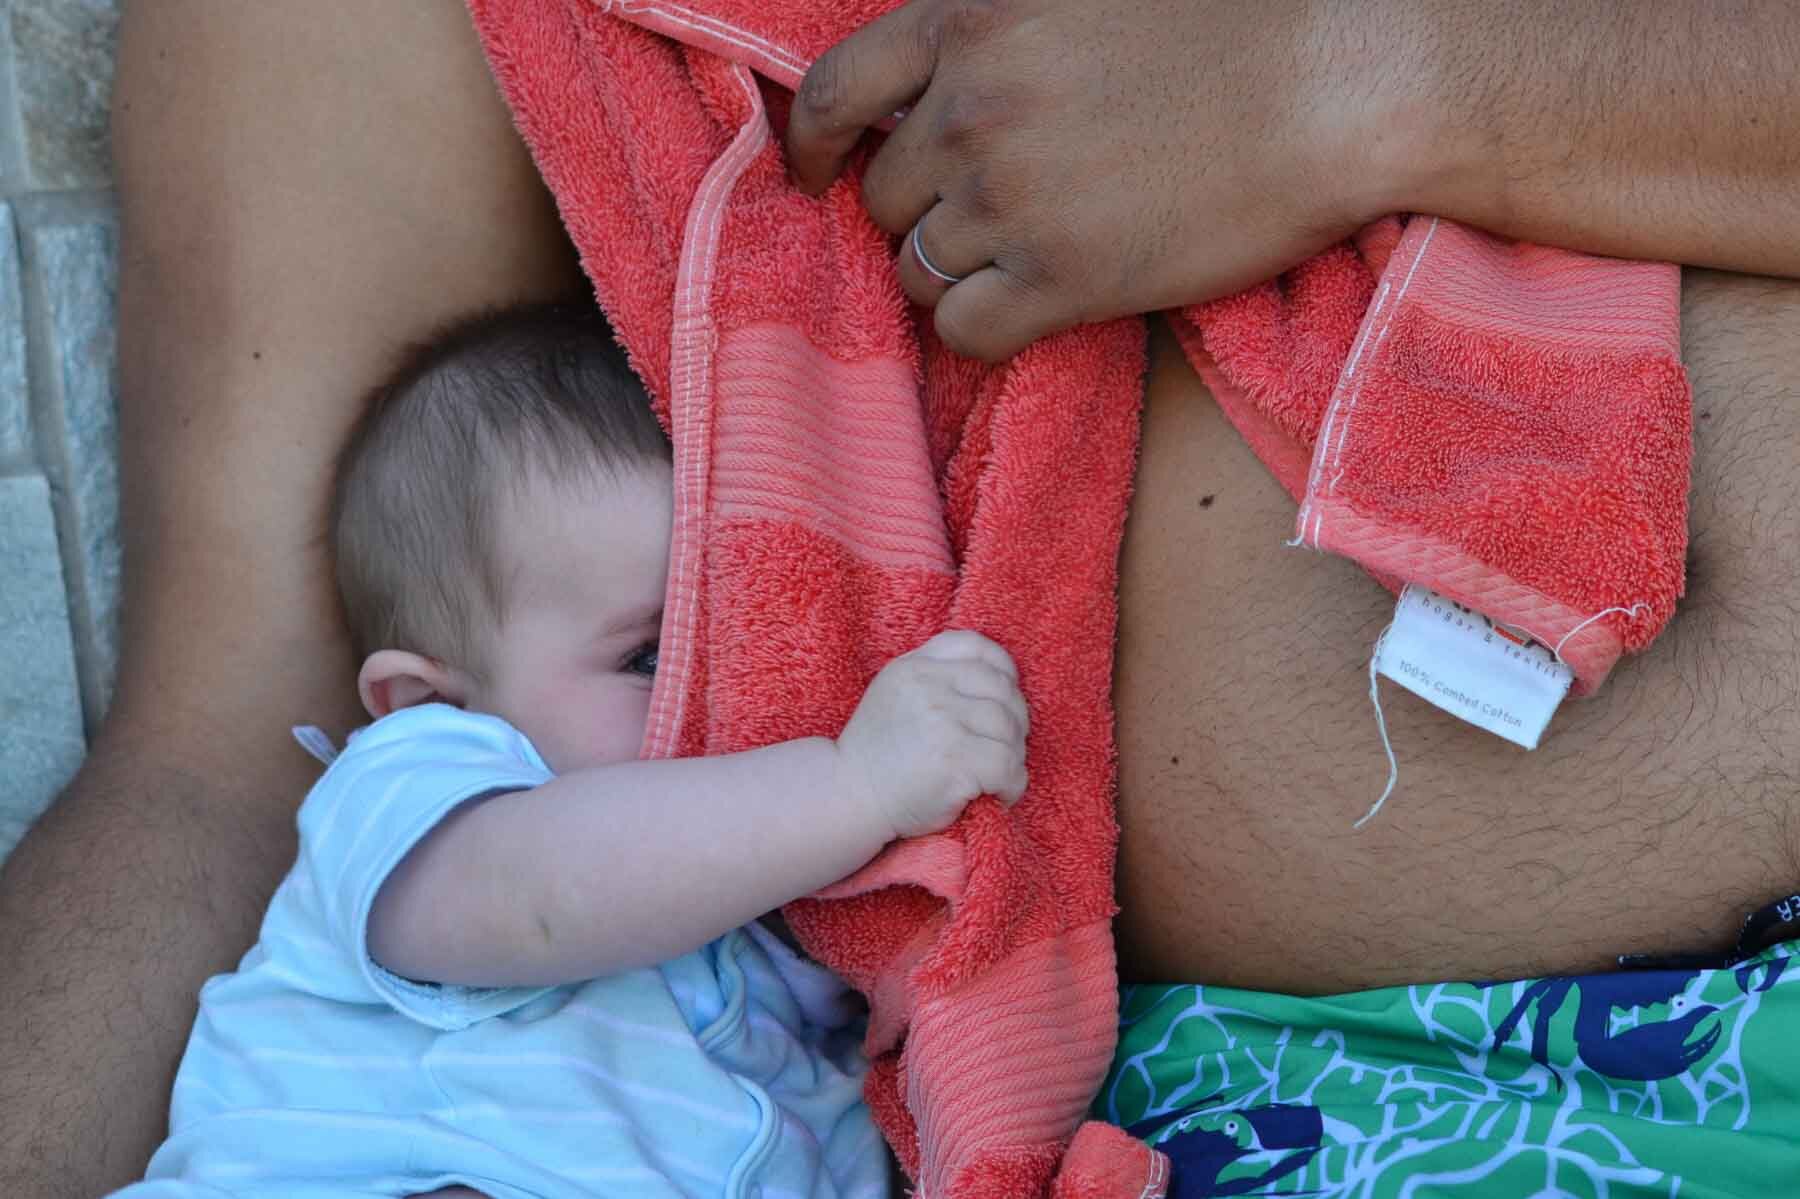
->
xmin=551 ymin=679 xmax=654 ymax=771
xmin=611 ymin=684 xmax=656 ymax=759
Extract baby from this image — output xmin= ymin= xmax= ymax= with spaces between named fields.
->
xmin=117 ymin=303 xmax=1029 ymax=1199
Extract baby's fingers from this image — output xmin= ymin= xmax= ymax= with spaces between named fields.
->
xmin=949 ymin=662 xmax=1028 ymax=738
xmin=955 ymin=695 xmax=1027 ymax=747
xmin=959 ymin=731 xmax=1028 ymax=805
xmin=912 ymin=630 xmax=1019 ymax=680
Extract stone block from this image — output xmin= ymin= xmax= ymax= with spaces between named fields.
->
xmin=23 ymin=204 xmax=119 ymax=719
xmin=0 ymin=203 xmax=25 ymax=461
xmin=0 ymin=471 xmax=85 ymax=865
xmin=9 ymin=0 xmax=121 ymax=189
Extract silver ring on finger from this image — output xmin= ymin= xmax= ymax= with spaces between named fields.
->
xmin=910 ymin=222 xmax=967 ymax=286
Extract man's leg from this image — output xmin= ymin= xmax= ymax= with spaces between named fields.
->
xmin=0 ymin=3 xmax=582 ymax=1194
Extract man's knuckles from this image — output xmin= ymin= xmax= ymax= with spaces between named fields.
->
xmin=927 ymin=0 xmax=1012 ymax=51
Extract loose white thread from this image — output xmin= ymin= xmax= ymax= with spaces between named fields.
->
xmin=1550 ymin=603 xmax=1649 ymax=664
xmin=1354 ymin=621 xmax=1400 ymax=829
xmin=1348 ymin=599 xmax=1647 ymax=829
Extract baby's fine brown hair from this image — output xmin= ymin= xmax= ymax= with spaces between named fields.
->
xmin=330 ymin=303 xmax=669 ymax=669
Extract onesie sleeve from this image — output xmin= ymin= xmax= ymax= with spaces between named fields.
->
xmin=295 ymin=703 xmax=556 ymax=1030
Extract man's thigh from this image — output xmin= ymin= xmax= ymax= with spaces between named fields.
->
xmin=0 ymin=3 xmax=580 ymax=1194
xmin=1112 ymin=270 xmax=1800 ymax=994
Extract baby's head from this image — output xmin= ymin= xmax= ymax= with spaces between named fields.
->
xmin=332 ymin=303 xmax=671 ymax=772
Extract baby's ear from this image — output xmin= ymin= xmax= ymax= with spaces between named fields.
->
xmin=357 ymin=650 xmax=466 ymax=720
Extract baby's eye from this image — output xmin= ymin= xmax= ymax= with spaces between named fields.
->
xmin=623 ymin=642 xmax=659 ymax=677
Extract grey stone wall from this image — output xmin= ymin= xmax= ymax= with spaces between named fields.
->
xmin=0 ymin=0 xmax=121 ymax=863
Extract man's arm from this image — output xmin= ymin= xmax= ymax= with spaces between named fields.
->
xmin=1408 ymin=1 xmax=1800 ymax=280
xmin=784 ymin=0 xmax=1800 ymax=360
xmin=0 ymin=3 xmax=582 ymax=1194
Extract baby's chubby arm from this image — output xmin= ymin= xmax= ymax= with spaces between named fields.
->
xmin=367 ymin=631 xmax=1028 ymax=986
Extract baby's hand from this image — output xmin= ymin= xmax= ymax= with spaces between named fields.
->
xmin=835 ymin=630 xmax=1030 ymax=841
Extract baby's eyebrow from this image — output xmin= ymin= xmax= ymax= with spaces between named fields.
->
xmin=597 ymin=604 xmax=664 ymax=639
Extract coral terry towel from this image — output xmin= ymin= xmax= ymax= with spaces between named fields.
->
xmin=1174 ymin=217 xmax=1690 ymax=691
xmin=467 ymin=3 xmax=1690 ymax=1198
xmin=468 ymin=4 xmax=1156 ymax=1196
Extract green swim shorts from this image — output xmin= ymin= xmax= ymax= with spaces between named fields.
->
xmin=1098 ymin=910 xmax=1800 ymax=1197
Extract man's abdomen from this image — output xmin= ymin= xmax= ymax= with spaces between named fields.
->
xmin=1111 ymin=273 xmax=1800 ymax=994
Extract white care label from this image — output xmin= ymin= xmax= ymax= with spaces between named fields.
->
xmin=1374 ymin=585 xmax=1574 ymax=749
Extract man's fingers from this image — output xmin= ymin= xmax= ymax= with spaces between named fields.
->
xmin=787 ymin=0 xmax=941 ymax=195
xmin=895 ymin=206 xmax=992 ymax=306
xmin=857 ymin=84 xmax=952 ymax=234
xmin=931 ymin=262 xmax=1080 ymax=362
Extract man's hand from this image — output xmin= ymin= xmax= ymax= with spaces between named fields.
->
xmin=836 ymin=630 xmax=1030 ymax=839
xmin=785 ymin=0 xmax=1415 ymax=360
xmin=789 ymin=0 xmax=1800 ymax=362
